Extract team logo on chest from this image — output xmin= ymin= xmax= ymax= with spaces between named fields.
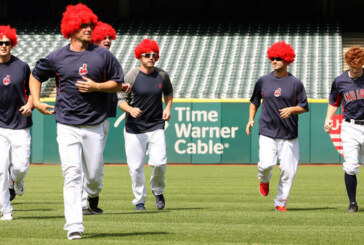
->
xmin=3 ymin=75 xmax=10 ymax=85
xmin=78 ymin=64 xmax=88 ymax=76
xmin=274 ymin=88 xmax=281 ymax=97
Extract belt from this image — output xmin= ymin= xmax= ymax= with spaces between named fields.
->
xmin=345 ymin=119 xmax=364 ymax=125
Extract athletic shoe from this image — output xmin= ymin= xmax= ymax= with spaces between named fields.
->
xmin=1 ymin=213 xmax=13 ymax=221
xmin=14 ymin=180 xmax=24 ymax=196
xmin=83 ymin=208 xmax=95 ymax=215
xmin=259 ymin=182 xmax=269 ymax=196
xmin=135 ymin=203 xmax=145 ymax=211
xmin=87 ymin=196 xmax=103 ymax=214
xmin=67 ymin=232 xmax=82 ymax=240
xmin=347 ymin=202 xmax=358 ymax=213
xmin=153 ymin=191 xmax=165 ymax=210
xmin=275 ymin=206 xmax=287 ymax=212
xmin=9 ymin=188 xmax=16 ymax=201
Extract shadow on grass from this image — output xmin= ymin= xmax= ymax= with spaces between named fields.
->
xmin=15 ymin=209 xmax=53 ymax=212
xmin=104 ymin=207 xmax=207 ymax=215
xmin=17 ymin=215 xmax=64 ymax=219
xmin=12 ymin=202 xmax=62 ymax=205
xmin=288 ymin=207 xmax=337 ymax=211
xmin=85 ymin=231 xmax=169 ymax=239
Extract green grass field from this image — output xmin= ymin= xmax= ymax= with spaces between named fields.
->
xmin=2 ymin=164 xmax=364 ymax=244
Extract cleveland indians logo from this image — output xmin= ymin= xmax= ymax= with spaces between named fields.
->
xmin=3 ymin=75 xmax=10 ymax=85
xmin=329 ymin=113 xmax=344 ymax=156
xmin=78 ymin=64 xmax=88 ymax=76
xmin=274 ymin=88 xmax=281 ymax=97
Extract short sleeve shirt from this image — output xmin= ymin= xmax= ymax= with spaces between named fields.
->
xmin=0 ymin=56 xmax=32 ymax=129
xmin=250 ymin=72 xmax=309 ymax=139
xmin=32 ymin=44 xmax=124 ymax=125
xmin=117 ymin=67 xmax=173 ymax=133
xmin=329 ymin=70 xmax=364 ymax=120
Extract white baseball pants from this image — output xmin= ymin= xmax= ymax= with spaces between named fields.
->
xmin=81 ymin=119 xmax=109 ymax=209
xmin=341 ymin=121 xmax=364 ymax=175
xmin=57 ymin=122 xmax=104 ymax=234
xmin=0 ymin=127 xmax=30 ymax=216
xmin=257 ymin=135 xmax=299 ymax=207
xmin=125 ymin=129 xmax=167 ymax=205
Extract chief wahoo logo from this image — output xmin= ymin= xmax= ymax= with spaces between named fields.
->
xmin=78 ymin=64 xmax=88 ymax=76
xmin=274 ymin=88 xmax=281 ymax=97
xmin=3 ymin=75 xmax=10 ymax=85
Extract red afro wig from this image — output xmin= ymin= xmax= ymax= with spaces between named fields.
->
xmin=134 ymin=39 xmax=160 ymax=61
xmin=345 ymin=46 xmax=364 ymax=67
xmin=267 ymin=41 xmax=295 ymax=65
xmin=91 ymin=21 xmax=116 ymax=43
xmin=60 ymin=3 xmax=98 ymax=39
xmin=0 ymin=25 xmax=17 ymax=47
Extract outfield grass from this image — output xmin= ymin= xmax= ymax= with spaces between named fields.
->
xmin=2 ymin=164 xmax=364 ymax=244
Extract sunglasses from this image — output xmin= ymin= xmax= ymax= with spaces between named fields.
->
xmin=270 ymin=57 xmax=283 ymax=61
xmin=141 ymin=53 xmax=157 ymax=59
xmin=80 ymin=23 xmax=94 ymax=29
xmin=0 ymin=41 xmax=10 ymax=46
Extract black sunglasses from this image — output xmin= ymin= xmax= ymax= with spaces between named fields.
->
xmin=141 ymin=53 xmax=157 ymax=59
xmin=0 ymin=41 xmax=10 ymax=46
xmin=270 ymin=57 xmax=283 ymax=61
xmin=80 ymin=23 xmax=94 ymax=29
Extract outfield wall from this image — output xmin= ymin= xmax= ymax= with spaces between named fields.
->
xmin=30 ymin=99 xmax=343 ymax=164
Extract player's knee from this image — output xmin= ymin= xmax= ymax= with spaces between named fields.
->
xmin=343 ymin=163 xmax=359 ymax=175
xmin=12 ymin=164 xmax=29 ymax=177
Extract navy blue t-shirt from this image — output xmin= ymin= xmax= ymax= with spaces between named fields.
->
xmin=32 ymin=44 xmax=124 ymax=125
xmin=329 ymin=70 xmax=364 ymax=120
xmin=106 ymin=93 xmax=117 ymax=118
xmin=118 ymin=67 xmax=173 ymax=133
xmin=0 ymin=56 xmax=32 ymax=129
xmin=250 ymin=72 xmax=309 ymax=139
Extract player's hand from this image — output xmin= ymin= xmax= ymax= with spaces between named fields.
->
xmin=324 ymin=119 xmax=333 ymax=133
xmin=34 ymin=102 xmax=55 ymax=115
xmin=129 ymin=107 xmax=142 ymax=118
xmin=19 ymin=103 xmax=32 ymax=117
xmin=246 ymin=120 xmax=254 ymax=135
xmin=279 ymin=107 xmax=292 ymax=119
xmin=162 ymin=108 xmax=171 ymax=121
xmin=122 ymin=83 xmax=131 ymax=93
xmin=75 ymin=76 xmax=99 ymax=93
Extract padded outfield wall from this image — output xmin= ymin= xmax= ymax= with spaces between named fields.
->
xmin=30 ymin=99 xmax=343 ymax=164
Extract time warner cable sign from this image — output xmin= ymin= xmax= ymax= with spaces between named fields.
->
xmin=114 ymin=102 xmax=251 ymax=164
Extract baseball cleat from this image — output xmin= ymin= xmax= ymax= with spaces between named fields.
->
xmin=347 ymin=202 xmax=358 ymax=213
xmin=9 ymin=188 xmax=16 ymax=201
xmin=67 ymin=231 xmax=82 ymax=240
xmin=275 ymin=206 xmax=287 ymax=212
xmin=1 ymin=213 xmax=13 ymax=221
xmin=135 ymin=203 xmax=145 ymax=211
xmin=87 ymin=196 xmax=103 ymax=214
xmin=83 ymin=208 xmax=96 ymax=215
xmin=259 ymin=181 xmax=269 ymax=196
xmin=153 ymin=191 xmax=165 ymax=210
xmin=14 ymin=180 xmax=24 ymax=196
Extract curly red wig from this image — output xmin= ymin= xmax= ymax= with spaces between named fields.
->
xmin=134 ymin=39 xmax=160 ymax=61
xmin=91 ymin=21 xmax=116 ymax=43
xmin=345 ymin=46 xmax=364 ymax=67
xmin=267 ymin=41 xmax=295 ymax=65
xmin=0 ymin=25 xmax=17 ymax=47
xmin=60 ymin=3 xmax=98 ymax=39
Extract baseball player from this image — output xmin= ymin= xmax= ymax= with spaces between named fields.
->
xmin=118 ymin=39 xmax=173 ymax=211
xmin=81 ymin=21 xmax=130 ymax=215
xmin=29 ymin=4 xmax=126 ymax=240
xmin=324 ymin=46 xmax=364 ymax=213
xmin=246 ymin=41 xmax=309 ymax=211
xmin=0 ymin=25 xmax=33 ymax=221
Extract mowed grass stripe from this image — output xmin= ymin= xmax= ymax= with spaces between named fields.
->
xmin=1 ymin=165 xmax=364 ymax=244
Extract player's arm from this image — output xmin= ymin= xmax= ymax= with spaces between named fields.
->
xmin=29 ymin=74 xmax=55 ymax=115
xmin=279 ymin=105 xmax=308 ymax=119
xmin=19 ymin=95 xmax=33 ymax=117
xmin=119 ymin=101 xmax=142 ymax=118
xmin=324 ymin=104 xmax=339 ymax=133
xmin=246 ymin=102 xmax=258 ymax=136
xmin=163 ymin=96 xmax=173 ymax=121
xmin=76 ymin=77 xmax=126 ymax=93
